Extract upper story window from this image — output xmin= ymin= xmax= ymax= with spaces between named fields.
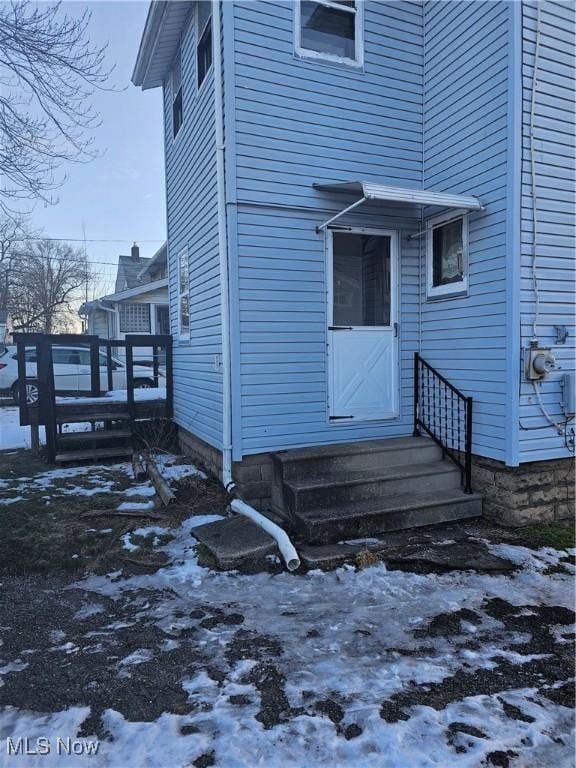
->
xmin=296 ymin=0 xmax=362 ymax=67
xmin=426 ymin=214 xmax=469 ymax=300
xmin=197 ymin=1 xmax=213 ymax=88
xmin=172 ymin=49 xmax=183 ymax=138
xmin=178 ymin=248 xmax=190 ymax=338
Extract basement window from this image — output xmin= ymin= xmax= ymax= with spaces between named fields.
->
xmin=296 ymin=0 xmax=362 ymax=67
xmin=172 ymin=49 xmax=183 ymax=138
xmin=197 ymin=1 xmax=213 ymax=88
xmin=426 ymin=214 xmax=469 ymax=300
xmin=178 ymin=248 xmax=190 ymax=338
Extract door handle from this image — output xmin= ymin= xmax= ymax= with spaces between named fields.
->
xmin=394 ymin=322 xmax=399 ymax=337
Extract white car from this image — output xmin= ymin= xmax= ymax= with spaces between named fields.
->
xmin=0 ymin=345 xmax=163 ymax=405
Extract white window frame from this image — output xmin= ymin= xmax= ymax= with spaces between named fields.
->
xmin=177 ymin=247 xmax=190 ymax=340
xmin=426 ymin=212 xmax=469 ymax=300
xmin=295 ymin=0 xmax=364 ymax=68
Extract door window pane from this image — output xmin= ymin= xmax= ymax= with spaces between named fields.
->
xmin=332 ymin=233 xmax=390 ymax=327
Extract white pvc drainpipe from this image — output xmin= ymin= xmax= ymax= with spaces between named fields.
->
xmin=231 ymin=499 xmax=301 ymax=572
xmin=213 ymin=0 xmax=233 ymax=492
xmin=212 ymin=5 xmax=300 ymax=572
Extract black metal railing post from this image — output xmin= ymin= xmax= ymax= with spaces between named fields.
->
xmin=413 ymin=352 xmax=420 ymax=436
xmin=465 ymin=397 xmax=473 ymax=493
xmin=413 ymin=352 xmax=474 ymax=494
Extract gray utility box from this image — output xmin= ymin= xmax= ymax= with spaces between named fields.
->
xmin=561 ymin=373 xmax=576 ymax=418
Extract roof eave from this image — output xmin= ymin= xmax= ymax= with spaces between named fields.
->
xmin=132 ymin=1 xmax=168 ymax=89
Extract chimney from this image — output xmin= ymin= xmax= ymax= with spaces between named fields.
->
xmin=131 ymin=242 xmax=140 ymax=260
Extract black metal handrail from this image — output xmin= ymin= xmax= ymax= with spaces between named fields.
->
xmin=413 ymin=352 xmax=473 ymax=493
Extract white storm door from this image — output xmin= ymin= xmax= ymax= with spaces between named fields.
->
xmin=328 ymin=230 xmax=398 ymax=421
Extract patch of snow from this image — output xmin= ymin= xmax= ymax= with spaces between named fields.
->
xmin=73 ymin=604 xmax=105 ymax=621
xmin=121 ymin=533 xmax=139 ymax=552
xmin=60 ymin=483 xmax=114 ymax=497
xmin=119 ymin=648 xmax=154 ymax=667
xmin=56 ymin=387 xmax=166 ymax=405
xmin=0 ymin=659 xmax=28 ymax=687
xmin=0 ymin=406 xmax=46 ymax=450
xmin=123 ymin=483 xmax=156 ymax=498
xmin=51 ymin=642 xmax=79 ymax=655
xmin=154 ymin=454 xmax=207 ymax=482
xmin=117 ymin=501 xmax=155 ymax=512
xmin=0 ymin=496 xmax=24 ymax=505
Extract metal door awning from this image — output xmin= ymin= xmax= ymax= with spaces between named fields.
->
xmin=313 ymin=181 xmax=484 ymax=232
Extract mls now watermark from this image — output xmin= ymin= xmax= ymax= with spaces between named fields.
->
xmin=6 ymin=737 xmax=100 ymax=757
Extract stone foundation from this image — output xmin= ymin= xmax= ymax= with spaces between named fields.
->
xmin=178 ymin=426 xmax=575 ymax=525
xmin=178 ymin=426 xmax=273 ymax=510
xmin=472 ymin=455 xmax=575 ymax=526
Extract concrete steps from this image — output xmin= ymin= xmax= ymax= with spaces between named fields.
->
xmin=271 ymin=436 xmax=482 ymax=545
xmin=291 ymin=489 xmax=482 ymax=545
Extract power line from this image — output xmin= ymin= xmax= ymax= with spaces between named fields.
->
xmin=7 ymin=237 xmax=165 ymax=244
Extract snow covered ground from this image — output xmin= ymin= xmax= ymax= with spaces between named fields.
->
xmin=56 ymin=387 xmax=166 ymax=405
xmin=0 ymin=512 xmax=573 ymax=768
xmin=0 ymin=406 xmax=96 ymax=451
xmin=0 ymin=406 xmax=45 ymax=450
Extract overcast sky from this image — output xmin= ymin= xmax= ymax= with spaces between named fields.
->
xmin=31 ymin=1 xmax=166 ymax=295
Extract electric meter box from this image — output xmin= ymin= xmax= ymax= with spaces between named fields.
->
xmin=561 ymin=373 xmax=576 ymax=418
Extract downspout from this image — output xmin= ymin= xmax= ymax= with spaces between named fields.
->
xmin=213 ymin=0 xmax=233 ymax=492
xmin=212 ymin=1 xmax=300 ymax=571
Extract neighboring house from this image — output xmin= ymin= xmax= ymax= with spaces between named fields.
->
xmin=132 ymin=1 xmax=575 ymax=526
xmin=80 ymin=243 xmax=170 ymax=352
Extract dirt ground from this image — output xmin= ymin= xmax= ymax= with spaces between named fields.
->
xmin=0 ymin=448 xmax=574 ymax=768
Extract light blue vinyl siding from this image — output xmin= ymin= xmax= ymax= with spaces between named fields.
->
xmin=236 ymin=204 xmax=420 ymax=454
xmin=421 ymin=0 xmax=511 ymax=462
xmin=164 ymin=10 xmax=223 ymax=449
xmin=518 ymin=0 xmax=575 ymax=462
xmin=231 ymin=0 xmax=424 ymax=455
xmin=233 ymin=0 xmax=423 ymax=207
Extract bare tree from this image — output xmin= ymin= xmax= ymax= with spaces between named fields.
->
xmin=0 ymin=1 xmax=113 ymax=215
xmin=8 ymin=240 xmax=92 ymax=332
xmin=0 ymin=214 xmax=35 ymax=314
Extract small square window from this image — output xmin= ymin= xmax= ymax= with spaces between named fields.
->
xmin=426 ymin=215 xmax=469 ymax=299
xmin=296 ymin=0 xmax=362 ymax=66
xmin=197 ymin=1 xmax=212 ymax=88
xmin=172 ymin=50 xmax=183 ymax=138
